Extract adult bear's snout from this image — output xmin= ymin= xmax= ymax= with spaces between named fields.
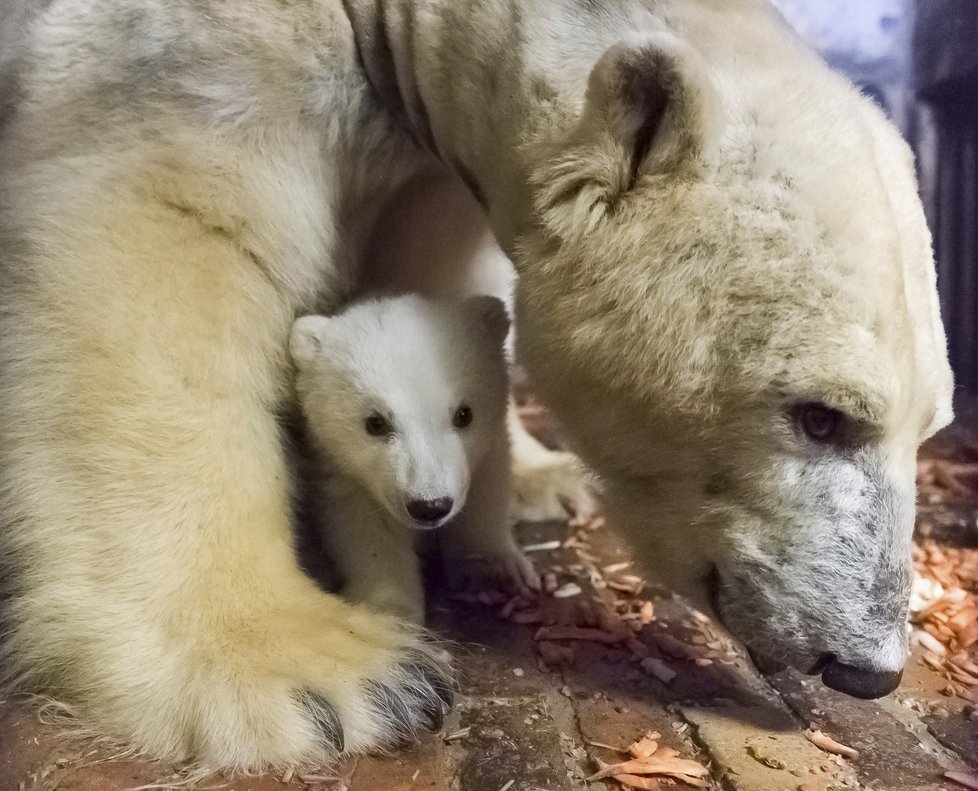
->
xmin=821 ymin=658 xmax=903 ymax=699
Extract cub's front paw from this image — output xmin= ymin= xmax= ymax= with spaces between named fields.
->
xmin=512 ymin=449 xmax=598 ymax=523
xmin=447 ymin=544 xmax=539 ymax=596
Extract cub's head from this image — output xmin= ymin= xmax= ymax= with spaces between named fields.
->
xmin=290 ymin=294 xmax=510 ymax=529
xmin=514 ymin=25 xmax=953 ymax=698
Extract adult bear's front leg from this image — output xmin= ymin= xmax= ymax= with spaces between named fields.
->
xmin=0 ymin=177 xmax=451 ymax=770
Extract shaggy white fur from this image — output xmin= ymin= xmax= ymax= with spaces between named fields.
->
xmin=0 ymin=0 xmax=952 ymax=770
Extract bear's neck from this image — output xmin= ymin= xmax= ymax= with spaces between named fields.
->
xmin=343 ymin=0 xmax=629 ymax=252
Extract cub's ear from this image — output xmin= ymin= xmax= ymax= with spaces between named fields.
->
xmin=534 ymin=33 xmax=720 ymax=240
xmin=463 ymin=295 xmax=510 ymax=346
xmin=289 ymin=315 xmax=332 ymax=365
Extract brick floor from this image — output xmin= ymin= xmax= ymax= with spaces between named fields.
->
xmin=2 ymin=414 xmax=976 ymax=791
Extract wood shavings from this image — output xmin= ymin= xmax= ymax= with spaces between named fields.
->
xmin=586 ymin=747 xmax=710 ymax=787
xmin=804 ymin=729 xmax=859 ymax=760
xmin=443 ymin=726 xmax=471 ymax=742
xmin=911 ymin=532 xmax=978 ymax=699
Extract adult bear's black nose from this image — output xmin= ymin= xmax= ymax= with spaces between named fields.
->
xmin=406 ymin=498 xmax=453 ymax=524
xmin=821 ymin=658 xmax=903 ymax=699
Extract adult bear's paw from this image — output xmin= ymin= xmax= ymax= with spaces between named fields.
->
xmin=289 ymin=624 xmax=454 ymax=761
xmin=295 ymin=646 xmax=452 ymax=754
xmin=179 ymin=596 xmax=455 ymax=770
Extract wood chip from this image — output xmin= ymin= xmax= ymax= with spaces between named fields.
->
xmin=534 ymin=625 xmax=629 ymax=645
xmin=640 ymin=657 xmax=677 ymax=684
xmin=521 ymin=540 xmax=562 ymax=552
xmin=946 ymin=771 xmax=978 ymax=791
xmin=607 ymin=578 xmax=646 ymax=595
xmin=610 ymin=773 xmax=665 ymax=790
xmin=627 ymin=733 xmax=661 ymax=760
xmin=553 ymin=582 xmax=583 ymax=598
xmin=587 ymin=740 xmax=626 ymax=752
xmin=805 ymin=729 xmax=859 ymax=760
xmin=443 ymin=726 xmax=471 ymax=742
xmin=587 ymin=749 xmax=710 ymax=787
xmin=915 ymin=629 xmax=948 ymax=656
xmin=655 ymin=634 xmax=700 ymax=660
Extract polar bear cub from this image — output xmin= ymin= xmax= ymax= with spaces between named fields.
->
xmin=290 ymin=294 xmax=535 ymax=623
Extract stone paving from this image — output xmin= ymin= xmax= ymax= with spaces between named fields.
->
xmin=1 ymin=412 xmax=976 ymax=791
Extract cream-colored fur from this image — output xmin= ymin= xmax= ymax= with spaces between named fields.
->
xmin=0 ymin=0 xmax=952 ymax=771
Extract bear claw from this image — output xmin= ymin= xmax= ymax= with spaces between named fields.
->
xmin=360 ymin=647 xmax=454 ymax=748
xmin=297 ymin=688 xmax=345 ymax=753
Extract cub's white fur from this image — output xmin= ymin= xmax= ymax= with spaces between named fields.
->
xmin=290 ymin=294 xmax=533 ymax=624
xmin=0 ymin=0 xmax=953 ymax=770
xmin=356 ymin=172 xmax=599 ymax=524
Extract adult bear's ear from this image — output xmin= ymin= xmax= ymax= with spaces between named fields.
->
xmin=533 ymin=34 xmax=720 ymax=240
xmin=289 ymin=315 xmax=332 ymax=365
xmin=463 ymin=295 xmax=510 ymax=346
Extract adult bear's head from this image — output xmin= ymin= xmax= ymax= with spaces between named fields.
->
xmin=514 ymin=27 xmax=953 ymax=699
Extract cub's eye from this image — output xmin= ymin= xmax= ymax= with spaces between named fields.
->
xmin=799 ymin=403 xmax=843 ymax=442
xmin=364 ymin=412 xmax=393 ymax=437
xmin=452 ymin=405 xmax=473 ymax=429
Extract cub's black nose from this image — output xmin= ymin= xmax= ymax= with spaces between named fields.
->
xmin=406 ymin=498 xmax=453 ymax=524
xmin=821 ymin=658 xmax=903 ymax=699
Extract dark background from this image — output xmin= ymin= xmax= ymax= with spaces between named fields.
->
xmin=775 ymin=0 xmax=978 ymax=394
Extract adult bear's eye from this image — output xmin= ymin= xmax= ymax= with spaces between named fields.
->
xmin=364 ymin=412 xmax=393 ymax=437
xmin=452 ymin=405 xmax=473 ymax=429
xmin=799 ymin=403 xmax=843 ymax=442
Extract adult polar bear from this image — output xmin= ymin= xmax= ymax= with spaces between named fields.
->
xmin=0 ymin=0 xmax=953 ymax=772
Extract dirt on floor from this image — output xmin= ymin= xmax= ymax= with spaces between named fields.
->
xmin=1 ymin=399 xmax=976 ymax=791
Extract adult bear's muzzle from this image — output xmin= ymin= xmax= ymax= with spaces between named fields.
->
xmin=820 ymin=657 xmax=904 ymax=699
